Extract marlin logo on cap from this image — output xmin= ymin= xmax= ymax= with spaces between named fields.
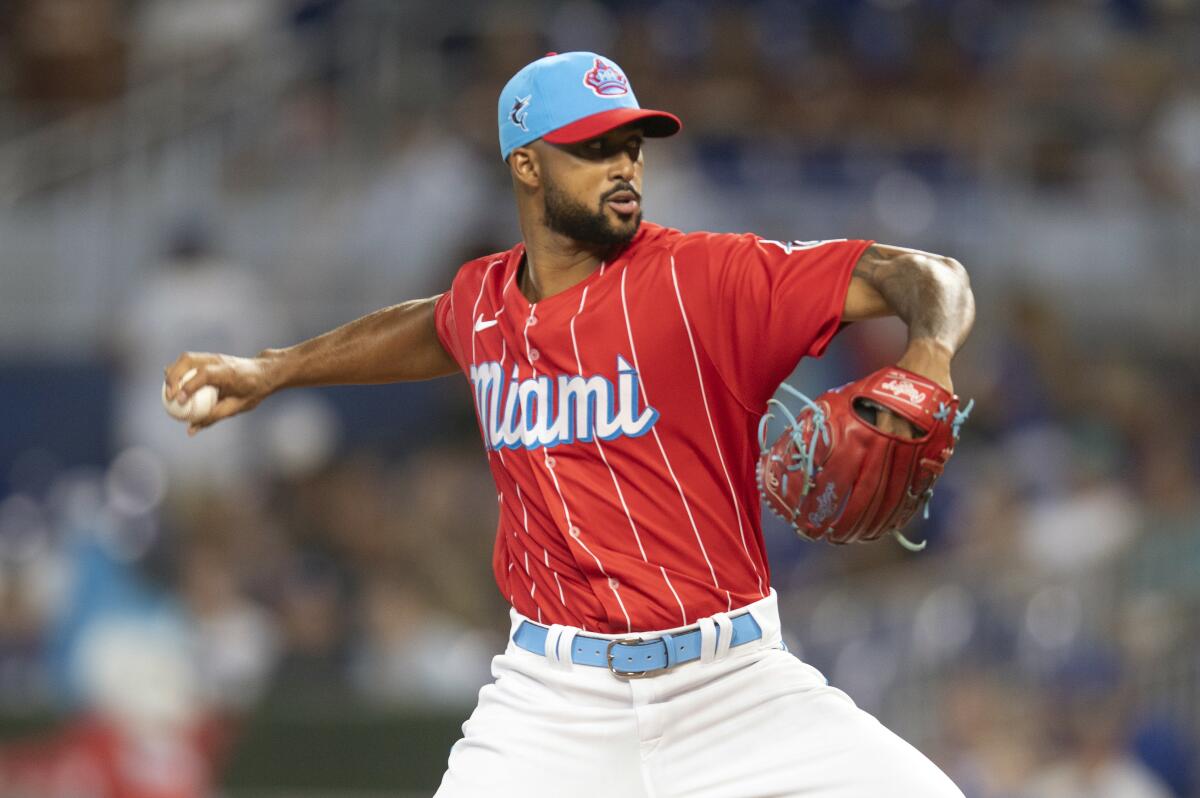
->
xmin=509 ymin=95 xmax=532 ymax=131
xmin=583 ymin=58 xmax=628 ymax=97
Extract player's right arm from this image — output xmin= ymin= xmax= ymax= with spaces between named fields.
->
xmin=164 ymin=295 xmax=458 ymax=434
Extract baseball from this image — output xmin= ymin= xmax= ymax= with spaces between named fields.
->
xmin=161 ymin=368 xmax=219 ymax=423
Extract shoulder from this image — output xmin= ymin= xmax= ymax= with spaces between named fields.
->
xmin=665 ymin=228 xmax=765 ymax=269
xmin=630 ymin=223 xmax=756 ymax=262
xmin=445 ymin=246 xmax=517 ymax=295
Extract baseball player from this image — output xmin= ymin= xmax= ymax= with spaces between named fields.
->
xmin=164 ymin=52 xmax=975 ymax=797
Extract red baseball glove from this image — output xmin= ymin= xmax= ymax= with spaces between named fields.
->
xmin=757 ymin=367 xmax=972 ymax=549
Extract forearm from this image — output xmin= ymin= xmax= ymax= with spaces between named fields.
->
xmin=852 ymin=245 xmax=975 ymax=356
xmin=263 ymin=296 xmax=458 ymax=391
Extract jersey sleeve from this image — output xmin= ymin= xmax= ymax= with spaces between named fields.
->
xmin=433 ymin=287 xmax=466 ymax=371
xmin=671 ymin=232 xmax=872 ymax=410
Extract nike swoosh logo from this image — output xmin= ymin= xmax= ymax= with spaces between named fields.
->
xmin=474 ymin=314 xmax=499 ymax=332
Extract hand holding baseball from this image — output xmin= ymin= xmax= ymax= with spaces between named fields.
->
xmin=162 ymin=352 xmax=277 ymax=435
xmin=162 ymin=368 xmax=219 ymax=423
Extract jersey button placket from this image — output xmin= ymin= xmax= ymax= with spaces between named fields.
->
xmin=520 ymin=303 xmax=604 ymax=625
xmin=523 ymin=304 xmax=539 ymax=367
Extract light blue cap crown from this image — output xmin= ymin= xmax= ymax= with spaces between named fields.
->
xmin=497 ymin=51 xmax=680 ymax=161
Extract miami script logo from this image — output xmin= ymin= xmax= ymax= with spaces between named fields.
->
xmin=469 ymin=355 xmax=658 ymax=450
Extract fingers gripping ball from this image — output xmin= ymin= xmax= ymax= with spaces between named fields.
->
xmin=161 ymin=368 xmax=219 ymax=423
xmin=756 ymin=367 xmax=973 ymax=549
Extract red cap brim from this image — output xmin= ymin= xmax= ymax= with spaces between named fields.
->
xmin=542 ymin=108 xmax=682 ymax=145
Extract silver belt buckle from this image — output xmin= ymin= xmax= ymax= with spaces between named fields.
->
xmin=606 ymin=637 xmax=669 ymax=679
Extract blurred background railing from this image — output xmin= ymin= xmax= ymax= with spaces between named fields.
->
xmin=1 ymin=1 xmax=1197 ymax=796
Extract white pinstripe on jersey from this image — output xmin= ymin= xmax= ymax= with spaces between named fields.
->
xmin=469 ymin=259 xmax=504 ymax=364
xmin=514 ymin=483 xmax=542 ymax=623
xmin=660 ymin=564 xmax=688 ymax=623
xmin=478 ymin=262 xmax=556 ymax=626
xmin=499 ymin=303 xmax=563 ymax=616
xmin=570 ymin=282 xmax=687 ymax=626
xmin=447 ymin=290 xmax=460 ymax=361
xmin=620 ymin=268 xmax=722 ymax=608
xmin=487 ymin=260 xmax=519 ymax=622
xmin=472 ymin=263 xmax=546 ymax=618
xmin=525 ymin=300 xmax=632 ymax=632
xmin=669 ymin=257 xmax=766 ymax=598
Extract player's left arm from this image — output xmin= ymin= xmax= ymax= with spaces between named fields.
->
xmin=842 ymin=244 xmax=975 ymax=434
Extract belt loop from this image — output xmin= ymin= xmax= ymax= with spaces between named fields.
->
xmin=660 ymin=633 xmax=678 ymax=668
xmin=713 ymin=613 xmax=734 ymax=661
xmin=544 ymin=624 xmax=565 ymax=665
xmin=556 ymin=626 xmax=579 ymax=671
xmin=698 ymin=618 xmax=717 ymax=663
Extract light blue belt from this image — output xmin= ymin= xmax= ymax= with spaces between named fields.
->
xmin=513 ymin=613 xmax=763 ymax=678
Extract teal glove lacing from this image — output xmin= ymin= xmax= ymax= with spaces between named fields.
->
xmin=758 ymin=383 xmax=830 ymax=504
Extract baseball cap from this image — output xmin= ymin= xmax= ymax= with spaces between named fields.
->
xmin=498 ymin=51 xmax=681 ymax=161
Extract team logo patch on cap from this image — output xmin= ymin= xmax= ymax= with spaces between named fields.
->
xmin=583 ymin=58 xmax=628 ymax=97
xmin=509 ymin=95 xmax=532 ymax=131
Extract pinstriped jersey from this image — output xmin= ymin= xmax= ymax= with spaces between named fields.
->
xmin=434 ymin=222 xmax=871 ymax=633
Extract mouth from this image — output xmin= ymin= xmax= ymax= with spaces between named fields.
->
xmin=605 ymin=190 xmax=640 ymax=216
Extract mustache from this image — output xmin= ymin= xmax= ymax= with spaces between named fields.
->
xmin=601 ymin=183 xmax=641 ymax=202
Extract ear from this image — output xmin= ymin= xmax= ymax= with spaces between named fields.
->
xmin=508 ymin=146 xmax=541 ymax=190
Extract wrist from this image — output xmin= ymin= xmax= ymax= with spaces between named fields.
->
xmin=896 ymin=338 xmax=954 ymax=392
xmin=256 ymin=348 xmax=291 ymax=394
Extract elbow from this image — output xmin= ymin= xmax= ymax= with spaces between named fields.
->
xmin=930 ymin=254 xmax=975 ymax=346
xmin=941 ymin=255 xmax=971 ymax=293
xmin=913 ymin=252 xmax=971 ymax=299
xmin=912 ymin=252 xmax=968 ymax=286
xmin=941 ymin=255 xmax=974 ymax=308
xmin=905 ymin=252 xmax=976 ymax=348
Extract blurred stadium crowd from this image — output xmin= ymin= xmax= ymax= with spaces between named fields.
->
xmin=1 ymin=0 xmax=1198 ymax=796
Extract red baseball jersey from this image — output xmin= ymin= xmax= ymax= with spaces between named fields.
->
xmin=434 ymin=223 xmax=871 ymax=633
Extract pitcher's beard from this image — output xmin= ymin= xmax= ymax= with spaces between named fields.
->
xmin=543 ymin=179 xmax=640 ymax=248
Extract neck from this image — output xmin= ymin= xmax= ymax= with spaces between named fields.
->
xmin=517 ymin=217 xmax=615 ymax=303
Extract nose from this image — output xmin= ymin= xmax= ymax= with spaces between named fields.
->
xmin=609 ymin=150 xmax=637 ymax=182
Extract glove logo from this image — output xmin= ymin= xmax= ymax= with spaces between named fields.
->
xmin=806 ymin=482 xmax=843 ymax=527
xmin=877 ymin=378 xmax=927 ymax=407
xmin=583 ymin=58 xmax=629 ymax=97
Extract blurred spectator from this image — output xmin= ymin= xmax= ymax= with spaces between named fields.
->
xmin=0 ymin=536 xmax=231 ymax=798
xmin=132 ymin=0 xmax=285 ymax=69
xmin=112 ymin=217 xmax=288 ymax=491
xmin=178 ymin=540 xmax=279 ymax=710
xmin=938 ymin=673 xmax=1039 ymax=798
xmin=1015 ymin=429 xmax=1140 ymax=578
xmin=349 ymin=576 xmax=492 ymax=707
xmin=1028 ymin=653 xmax=1171 ymax=798
xmin=11 ymin=0 xmax=126 ymax=104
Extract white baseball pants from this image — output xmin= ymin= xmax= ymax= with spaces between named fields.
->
xmin=434 ymin=590 xmax=962 ymax=798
